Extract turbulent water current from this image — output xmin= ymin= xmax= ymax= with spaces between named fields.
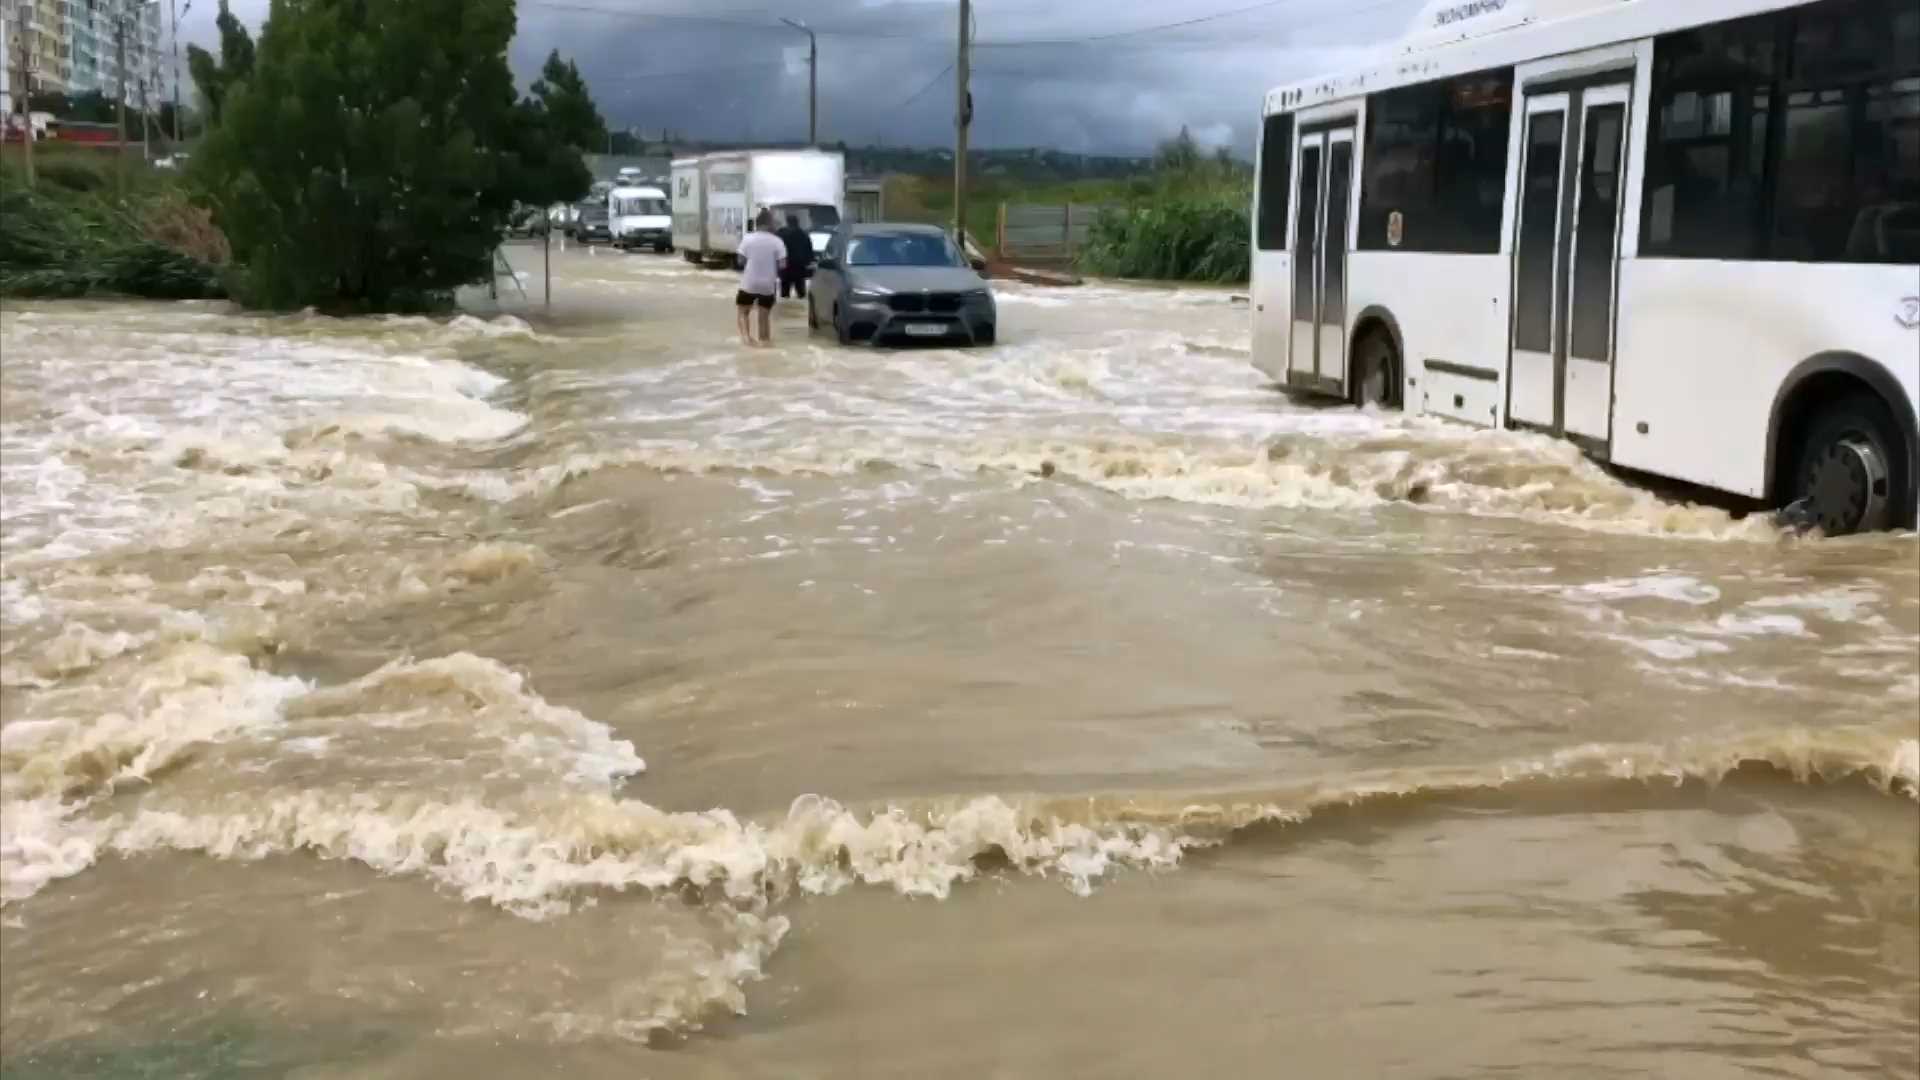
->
xmin=2 ymin=247 xmax=1915 ymax=1078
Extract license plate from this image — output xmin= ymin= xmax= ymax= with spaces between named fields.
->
xmin=903 ymin=323 xmax=946 ymax=337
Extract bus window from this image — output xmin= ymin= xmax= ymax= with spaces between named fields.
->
xmin=1257 ymin=113 xmax=1294 ymax=251
xmin=1358 ymin=67 xmax=1512 ymax=254
xmin=1643 ymin=0 xmax=1920 ymax=264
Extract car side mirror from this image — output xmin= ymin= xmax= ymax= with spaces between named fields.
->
xmin=816 ymin=255 xmax=838 ymax=270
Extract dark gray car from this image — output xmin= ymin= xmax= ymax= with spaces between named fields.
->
xmin=809 ymin=224 xmax=996 ymax=347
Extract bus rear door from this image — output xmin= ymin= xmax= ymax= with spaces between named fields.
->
xmin=1509 ymin=78 xmax=1633 ymax=451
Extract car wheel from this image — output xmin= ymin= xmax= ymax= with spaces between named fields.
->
xmin=656 ymin=241 xmax=670 ymax=255
xmin=1786 ymin=393 xmax=1909 ymax=536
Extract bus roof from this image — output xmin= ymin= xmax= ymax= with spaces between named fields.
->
xmin=1264 ymin=0 xmax=1811 ymax=116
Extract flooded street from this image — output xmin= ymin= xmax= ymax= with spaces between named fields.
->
xmin=2 ymin=247 xmax=1916 ymax=1078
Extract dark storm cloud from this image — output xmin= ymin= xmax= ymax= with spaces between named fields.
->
xmin=181 ymin=0 xmax=1418 ymax=154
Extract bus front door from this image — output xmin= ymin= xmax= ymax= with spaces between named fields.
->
xmin=1289 ymin=125 xmax=1356 ymax=393
xmin=1509 ymin=83 xmax=1630 ymax=449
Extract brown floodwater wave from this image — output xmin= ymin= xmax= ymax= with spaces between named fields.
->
xmin=3 ymin=258 xmax=1915 ymax=1077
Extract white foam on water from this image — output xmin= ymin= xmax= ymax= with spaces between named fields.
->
xmin=1 ymin=308 xmax=530 ymax=563
xmin=1571 ymin=574 xmax=1723 ymax=606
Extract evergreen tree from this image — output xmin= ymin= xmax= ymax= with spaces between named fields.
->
xmin=192 ymin=0 xmax=589 ymax=312
xmin=528 ymin=50 xmax=608 ymax=153
xmin=186 ymin=0 xmax=256 ymax=125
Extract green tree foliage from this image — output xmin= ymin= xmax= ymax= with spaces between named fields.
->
xmin=1077 ymin=130 xmax=1253 ymax=284
xmin=190 ymin=0 xmax=590 ymax=312
xmin=528 ymin=50 xmax=608 ymax=153
xmin=186 ymin=0 xmax=256 ymax=125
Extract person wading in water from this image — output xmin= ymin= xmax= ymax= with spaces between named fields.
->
xmin=735 ymin=209 xmax=786 ymax=346
xmin=776 ymin=213 xmax=814 ymax=301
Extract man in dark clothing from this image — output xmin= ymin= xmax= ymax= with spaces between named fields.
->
xmin=776 ymin=214 xmax=814 ymax=299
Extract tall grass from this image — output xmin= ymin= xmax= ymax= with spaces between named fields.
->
xmin=1078 ymin=197 xmax=1249 ymax=284
xmin=0 ymin=152 xmax=227 ymax=300
xmin=1075 ymin=133 xmax=1253 ymax=284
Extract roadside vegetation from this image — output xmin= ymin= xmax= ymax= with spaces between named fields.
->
xmin=1076 ymin=129 xmax=1253 ymax=284
xmin=0 ymin=150 xmax=227 ymax=300
xmin=4 ymin=0 xmax=603 ymax=313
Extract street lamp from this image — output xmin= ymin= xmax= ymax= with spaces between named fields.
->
xmin=778 ymin=16 xmax=816 ymax=146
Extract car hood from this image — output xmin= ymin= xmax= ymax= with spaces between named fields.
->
xmin=845 ymin=266 xmax=988 ymax=294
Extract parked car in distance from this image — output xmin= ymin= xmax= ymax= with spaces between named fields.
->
xmin=809 ymin=224 xmax=996 ymax=347
xmin=507 ymin=204 xmax=549 ymax=237
xmin=577 ymin=202 xmax=613 ymax=244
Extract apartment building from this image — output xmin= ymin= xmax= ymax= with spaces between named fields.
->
xmin=5 ymin=0 xmax=166 ymax=114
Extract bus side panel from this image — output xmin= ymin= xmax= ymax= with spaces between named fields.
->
xmin=1612 ymin=259 xmax=1920 ymax=499
xmin=1347 ymin=251 xmax=1511 ymax=427
xmin=1250 ymin=250 xmax=1292 ymax=382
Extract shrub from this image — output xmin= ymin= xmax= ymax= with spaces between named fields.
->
xmin=1078 ymin=198 xmax=1250 ymax=284
xmin=0 ymin=185 xmax=226 ymax=300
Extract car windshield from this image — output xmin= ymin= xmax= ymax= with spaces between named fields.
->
xmin=581 ymin=206 xmax=608 ymax=222
xmin=615 ymin=197 xmax=669 ymax=216
xmin=846 ymin=232 xmax=964 ymax=268
xmin=774 ymin=204 xmax=841 ymax=231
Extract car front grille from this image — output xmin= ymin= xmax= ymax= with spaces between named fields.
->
xmin=887 ymin=292 xmax=964 ymax=313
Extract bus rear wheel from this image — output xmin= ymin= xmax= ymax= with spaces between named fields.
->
xmin=1788 ymin=394 xmax=1907 ymax=536
xmin=1351 ymin=326 xmax=1401 ymax=409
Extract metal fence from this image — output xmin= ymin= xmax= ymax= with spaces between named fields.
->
xmin=995 ymin=203 xmax=1115 ymax=263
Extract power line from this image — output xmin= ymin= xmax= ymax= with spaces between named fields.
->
xmin=518 ymin=0 xmax=948 ymax=40
xmin=974 ymin=0 xmax=1296 ymax=47
xmin=600 ymin=61 xmax=788 ymax=82
xmin=520 ymin=0 xmax=1413 ymax=50
xmin=894 ymin=61 xmax=955 ymax=109
xmin=974 ymin=0 xmax=1412 ymax=49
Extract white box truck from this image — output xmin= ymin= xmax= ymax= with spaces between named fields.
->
xmin=677 ymin=148 xmax=845 ymax=268
xmin=670 ymin=157 xmax=707 ymax=263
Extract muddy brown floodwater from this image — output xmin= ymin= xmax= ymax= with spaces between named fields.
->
xmin=2 ymin=245 xmax=1916 ymax=1079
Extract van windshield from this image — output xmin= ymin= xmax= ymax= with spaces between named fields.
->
xmin=615 ymin=197 xmax=670 ymax=216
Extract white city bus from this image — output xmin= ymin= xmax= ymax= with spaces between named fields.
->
xmin=1252 ymin=0 xmax=1919 ymax=533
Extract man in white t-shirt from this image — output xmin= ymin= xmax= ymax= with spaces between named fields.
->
xmin=736 ymin=209 xmax=787 ymax=347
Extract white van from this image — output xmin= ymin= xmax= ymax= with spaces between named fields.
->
xmin=610 ymin=185 xmax=673 ymax=253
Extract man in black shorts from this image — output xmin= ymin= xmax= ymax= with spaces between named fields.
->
xmin=735 ymin=210 xmax=785 ymax=346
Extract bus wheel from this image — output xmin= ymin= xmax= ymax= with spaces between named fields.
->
xmin=1789 ymin=394 xmax=1903 ymax=535
xmin=1352 ymin=326 xmax=1401 ymax=409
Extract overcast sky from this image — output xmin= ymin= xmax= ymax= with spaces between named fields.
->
xmin=178 ymin=0 xmax=1421 ymax=155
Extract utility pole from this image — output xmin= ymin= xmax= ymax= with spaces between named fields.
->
xmin=780 ymin=18 xmax=816 ymax=146
xmin=953 ymin=0 xmax=971 ymax=249
xmin=117 ymin=8 xmax=130 ymax=198
xmin=12 ymin=5 xmax=34 ymax=188
xmin=170 ymin=0 xmax=181 ymax=145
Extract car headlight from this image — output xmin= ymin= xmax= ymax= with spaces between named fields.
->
xmin=848 ymin=286 xmax=890 ymax=300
